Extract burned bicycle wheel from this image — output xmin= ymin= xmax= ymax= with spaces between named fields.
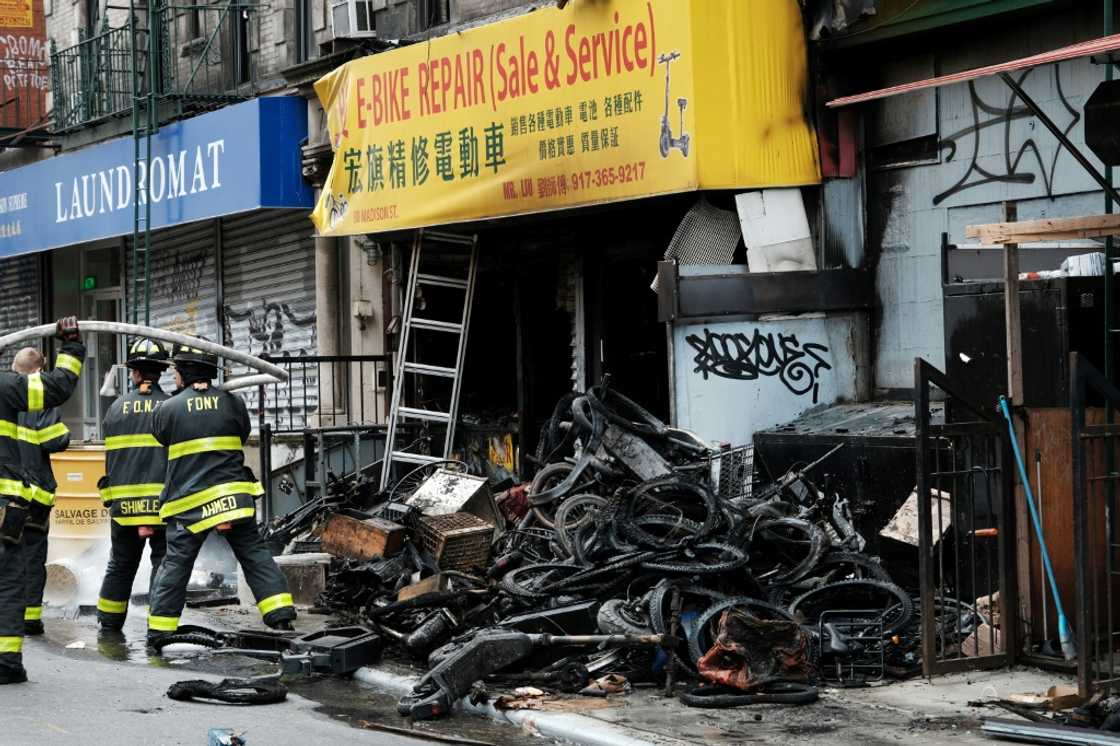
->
xmin=620 ymin=477 xmax=720 ymax=549
xmin=499 ymin=563 xmax=592 ymax=599
xmin=553 ymin=494 xmax=608 ymax=556
xmin=789 ymin=579 xmax=913 ymax=637
xmin=746 ymin=517 xmax=828 ymax=584
xmin=528 ymin=463 xmax=597 ymax=528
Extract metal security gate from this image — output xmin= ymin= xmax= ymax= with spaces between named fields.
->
xmin=0 ymin=253 xmax=42 ymax=369
xmin=1072 ymin=352 xmax=1120 ymax=696
xmin=127 ymin=220 xmax=220 ymax=341
xmin=221 ymin=210 xmax=317 ymax=431
xmin=915 ymin=359 xmax=1018 ymax=675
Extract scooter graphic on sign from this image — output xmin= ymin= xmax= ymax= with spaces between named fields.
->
xmin=658 ymin=51 xmax=689 ymax=158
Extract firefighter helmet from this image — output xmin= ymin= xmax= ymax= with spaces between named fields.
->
xmin=126 ymin=338 xmax=170 ymax=370
xmin=170 ymin=339 xmax=219 ymax=370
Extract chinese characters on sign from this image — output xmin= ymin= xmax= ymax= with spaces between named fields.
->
xmin=311 ymin=0 xmax=820 ymax=235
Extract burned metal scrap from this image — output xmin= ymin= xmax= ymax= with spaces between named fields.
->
xmin=273 ymin=382 xmax=943 ymax=720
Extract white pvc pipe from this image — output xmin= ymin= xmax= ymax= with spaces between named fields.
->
xmin=0 ymin=321 xmax=288 ymax=391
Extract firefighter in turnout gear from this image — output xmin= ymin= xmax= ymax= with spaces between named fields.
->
xmin=0 ymin=317 xmax=83 ymax=684
xmin=95 ymin=339 xmax=170 ymax=630
xmin=12 ymin=348 xmax=71 ymax=636
xmin=146 ymin=342 xmax=295 ymax=642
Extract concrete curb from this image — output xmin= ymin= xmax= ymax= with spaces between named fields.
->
xmin=353 ymin=666 xmax=682 ymax=746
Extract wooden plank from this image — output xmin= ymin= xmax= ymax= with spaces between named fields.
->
xmin=966 ymin=213 xmax=1120 ymax=245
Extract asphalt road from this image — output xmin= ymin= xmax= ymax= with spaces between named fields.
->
xmin=4 ymin=636 xmax=438 ymax=746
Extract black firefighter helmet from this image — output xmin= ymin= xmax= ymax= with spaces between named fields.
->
xmin=170 ymin=339 xmax=219 ymax=371
xmin=126 ymin=338 xmax=170 ymax=371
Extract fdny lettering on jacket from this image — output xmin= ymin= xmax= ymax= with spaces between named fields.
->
xmin=186 ymin=396 xmax=220 ymax=413
xmin=122 ymin=399 xmax=158 ymax=415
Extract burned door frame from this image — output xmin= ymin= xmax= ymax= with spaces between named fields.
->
xmin=914 ymin=358 xmax=1018 ymax=675
xmin=1072 ymin=352 xmax=1120 ymax=697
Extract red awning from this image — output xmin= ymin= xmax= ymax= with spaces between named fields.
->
xmin=827 ymin=32 xmax=1120 ymax=107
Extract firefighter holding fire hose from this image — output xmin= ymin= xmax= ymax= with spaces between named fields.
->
xmin=95 ymin=338 xmax=171 ymax=631
xmin=0 ymin=317 xmax=84 ymax=685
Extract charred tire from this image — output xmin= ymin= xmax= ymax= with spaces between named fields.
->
xmin=789 ymin=579 xmax=914 ymax=637
xmin=620 ymin=477 xmax=720 ymax=549
xmin=499 ymin=563 xmax=585 ymax=599
xmin=807 ymin=551 xmax=892 ymax=585
xmin=748 ymin=517 xmax=829 ymax=584
xmin=554 ymin=494 xmax=608 ymax=556
xmin=688 ymin=596 xmax=798 ymax=665
xmin=647 ymin=579 xmax=727 ymax=635
xmin=641 ymin=542 xmax=748 ymax=575
xmin=679 ymin=681 xmax=818 ymax=708
xmin=598 ymin=598 xmax=654 ymax=634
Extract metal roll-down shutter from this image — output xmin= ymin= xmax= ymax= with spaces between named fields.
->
xmin=0 ymin=253 xmax=42 ymax=368
xmin=221 ymin=210 xmax=317 ymax=429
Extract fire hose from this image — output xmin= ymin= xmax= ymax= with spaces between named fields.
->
xmin=0 ymin=321 xmax=288 ymax=391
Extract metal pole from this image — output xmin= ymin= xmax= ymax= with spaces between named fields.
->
xmin=998 ymin=72 xmax=1120 ymax=207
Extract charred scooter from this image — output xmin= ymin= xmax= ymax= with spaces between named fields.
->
xmin=658 ymin=51 xmax=689 ymax=158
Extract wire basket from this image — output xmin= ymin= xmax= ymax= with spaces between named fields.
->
xmin=714 ymin=445 xmax=755 ymax=500
xmin=416 ymin=512 xmax=493 ymax=571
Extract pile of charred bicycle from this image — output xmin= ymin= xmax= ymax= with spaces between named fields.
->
xmin=283 ymin=385 xmax=930 ymax=720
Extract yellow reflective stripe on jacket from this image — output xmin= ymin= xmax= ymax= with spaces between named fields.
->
xmin=15 ymin=422 xmax=69 ymax=445
xmin=0 ymin=636 xmax=22 ymax=653
xmin=99 ymin=483 xmax=164 ymax=502
xmin=167 ymin=436 xmax=243 ymax=461
xmin=105 ymin=434 xmax=162 ymax=450
xmin=0 ymin=477 xmax=25 ymax=499
xmin=159 ymin=480 xmax=263 ymax=518
xmin=55 ymin=353 xmax=82 ymax=376
xmin=186 ymin=506 xmax=255 ymax=534
xmin=97 ymin=597 xmax=128 ymax=614
xmin=0 ymin=420 xmax=68 ymax=445
xmin=113 ymin=515 xmax=164 ymax=526
xmin=26 ymin=485 xmax=54 ymax=506
xmin=26 ymin=372 xmax=43 ymax=412
xmin=23 ymin=606 xmax=41 ymax=621
xmin=257 ymin=593 xmax=293 ymax=616
xmin=147 ymin=615 xmax=179 ymax=632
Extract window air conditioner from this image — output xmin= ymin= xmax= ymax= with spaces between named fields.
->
xmin=331 ymin=0 xmax=378 ymax=39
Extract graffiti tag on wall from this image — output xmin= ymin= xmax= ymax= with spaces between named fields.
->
xmin=685 ymin=327 xmax=833 ymax=403
xmin=223 ymin=301 xmax=316 ymax=358
xmin=934 ymin=67 xmax=1078 ymax=206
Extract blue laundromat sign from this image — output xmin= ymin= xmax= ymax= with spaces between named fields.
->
xmin=0 ymin=96 xmax=313 ymax=258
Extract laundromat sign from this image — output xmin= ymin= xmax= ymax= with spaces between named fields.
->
xmin=0 ymin=96 xmax=313 ymax=258
xmin=311 ymin=0 xmax=820 ymax=235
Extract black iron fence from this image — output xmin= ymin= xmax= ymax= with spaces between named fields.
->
xmin=255 ymin=354 xmax=392 ymax=524
xmin=915 ymin=359 xmax=1018 ymax=675
xmin=254 ymin=354 xmax=391 ymax=435
xmin=1072 ymin=352 xmax=1120 ymax=696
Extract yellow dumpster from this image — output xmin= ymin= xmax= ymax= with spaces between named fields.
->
xmin=46 ymin=445 xmax=109 ymax=564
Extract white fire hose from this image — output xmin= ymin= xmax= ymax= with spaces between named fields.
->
xmin=0 ymin=321 xmax=288 ymax=391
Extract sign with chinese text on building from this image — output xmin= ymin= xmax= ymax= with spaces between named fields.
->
xmin=311 ymin=0 xmax=820 ymax=235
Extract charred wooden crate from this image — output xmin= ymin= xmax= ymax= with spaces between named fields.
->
xmin=417 ymin=512 xmax=493 ymax=571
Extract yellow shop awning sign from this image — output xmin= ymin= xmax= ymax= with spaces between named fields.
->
xmin=311 ymin=0 xmax=820 ymax=235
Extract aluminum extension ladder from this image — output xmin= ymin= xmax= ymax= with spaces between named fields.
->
xmin=380 ymin=229 xmax=478 ymax=490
